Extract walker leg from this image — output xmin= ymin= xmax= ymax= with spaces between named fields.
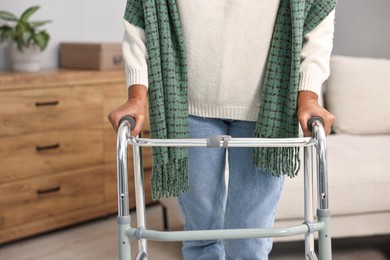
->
xmin=318 ymin=209 xmax=332 ymax=260
xmin=304 ymin=146 xmax=316 ymax=259
xmin=118 ymin=216 xmax=131 ymax=260
xmin=133 ymin=143 xmax=148 ymax=258
xmin=312 ymin=119 xmax=332 ymax=260
xmin=117 ymin=119 xmax=133 ymax=259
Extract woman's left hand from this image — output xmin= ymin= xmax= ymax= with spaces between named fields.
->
xmin=297 ymin=91 xmax=336 ymax=136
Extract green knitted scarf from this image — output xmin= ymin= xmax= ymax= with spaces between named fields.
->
xmin=124 ymin=0 xmax=336 ymax=200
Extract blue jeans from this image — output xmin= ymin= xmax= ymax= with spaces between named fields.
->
xmin=178 ymin=116 xmax=284 ymax=260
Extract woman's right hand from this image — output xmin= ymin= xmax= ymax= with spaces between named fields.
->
xmin=107 ymin=84 xmax=148 ymax=136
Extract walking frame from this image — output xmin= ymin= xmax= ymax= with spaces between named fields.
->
xmin=116 ymin=116 xmax=331 ymax=260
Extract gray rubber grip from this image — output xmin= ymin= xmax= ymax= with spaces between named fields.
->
xmin=119 ymin=116 xmax=136 ymax=130
xmin=307 ymin=116 xmax=324 ymax=132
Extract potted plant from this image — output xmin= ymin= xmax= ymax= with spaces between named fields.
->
xmin=0 ymin=6 xmax=50 ymax=72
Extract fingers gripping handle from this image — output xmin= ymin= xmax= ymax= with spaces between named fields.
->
xmin=119 ymin=116 xmax=136 ymax=130
xmin=307 ymin=116 xmax=324 ymax=132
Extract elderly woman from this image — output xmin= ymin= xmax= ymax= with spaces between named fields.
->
xmin=108 ymin=1 xmax=336 ymax=259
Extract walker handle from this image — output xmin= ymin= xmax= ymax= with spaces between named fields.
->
xmin=307 ymin=116 xmax=324 ymax=132
xmin=119 ymin=115 xmax=136 ymax=130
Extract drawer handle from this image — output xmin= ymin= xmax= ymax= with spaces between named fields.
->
xmin=142 ymin=130 xmax=151 ymax=135
xmin=37 ymin=186 xmax=61 ymax=195
xmin=36 ymin=143 xmax=60 ymax=152
xmin=113 ymin=55 xmax=123 ymax=65
xmin=144 ymin=167 xmax=152 ymax=172
xmin=35 ymin=101 xmax=59 ymax=107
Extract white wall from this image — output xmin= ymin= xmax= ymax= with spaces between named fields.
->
xmin=332 ymin=0 xmax=390 ymax=59
xmin=1 ymin=0 xmax=389 ymax=70
xmin=0 ymin=0 xmax=126 ymax=70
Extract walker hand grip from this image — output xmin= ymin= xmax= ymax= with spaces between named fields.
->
xmin=119 ymin=116 xmax=136 ymax=130
xmin=307 ymin=116 xmax=324 ymax=132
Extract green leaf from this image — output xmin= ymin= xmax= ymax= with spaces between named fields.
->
xmin=20 ymin=6 xmax=40 ymax=22
xmin=30 ymin=20 xmax=51 ymax=28
xmin=14 ymin=21 xmax=26 ymax=37
xmin=25 ymin=21 xmax=36 ymax=34
xmin=0 ymin=11 xmax=18 ymax=22
xmin=0 ymin=25 xmax=14 ymax=42
xmin=33 ymin=31 xmax=49 ymax=50
xmin=0 ymin=24 xmax=12 ymax=30
xmin=16 ymin=37 xmax=24 ymax=51
xmin=22 ymin=31 xmax=32 ymax=45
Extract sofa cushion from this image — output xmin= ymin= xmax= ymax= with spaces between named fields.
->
xmin=325 ymin=55 xmax=390 ymax=134
xmin=276 ymin=134 xmax=390 ymax=219
xmin=326 ymin=134 xmax=390 ymax=215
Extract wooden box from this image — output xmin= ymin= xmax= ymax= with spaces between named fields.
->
xmin=60 ymin=43 xmax=124 ymax=70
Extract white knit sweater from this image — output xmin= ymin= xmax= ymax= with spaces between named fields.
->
xmin=122 ymin=1 xmax=335 ymax=122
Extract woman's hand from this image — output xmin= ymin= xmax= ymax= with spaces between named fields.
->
xmin=297 ymin=91 xmax=335 ymax=137
xmin=107 ymin=84 xmax=148 ymax=136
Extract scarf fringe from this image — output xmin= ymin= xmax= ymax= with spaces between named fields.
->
xmin=253 ymin=146 xmax=301 ymax=178
xmin=151 ymin=158 xmax=189 ymax=200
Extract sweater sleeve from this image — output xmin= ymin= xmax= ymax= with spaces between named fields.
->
xmin=299 ymin=9 xmax=336 ymax=96
xmin=122 ymin=19 xmax=149 ymax=89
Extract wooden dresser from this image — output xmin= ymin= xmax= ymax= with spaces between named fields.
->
xmin=0 ymin=69 xmax=153 ymax=244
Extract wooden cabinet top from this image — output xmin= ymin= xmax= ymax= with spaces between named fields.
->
xmin=0 ymin=69 xmax=125 ymax=91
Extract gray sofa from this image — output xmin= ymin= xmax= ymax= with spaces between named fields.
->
xmin=160 ymin=55 xmax=390 ymax=241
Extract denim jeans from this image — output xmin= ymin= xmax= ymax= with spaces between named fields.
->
xmin=178 ymin=115 xmax=285 ymax=260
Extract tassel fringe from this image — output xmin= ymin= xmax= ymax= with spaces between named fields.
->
xmin=151 ymin=158 xmax=189 ymax=200
xmin=253 ymin=146 xmax=301 ymax=178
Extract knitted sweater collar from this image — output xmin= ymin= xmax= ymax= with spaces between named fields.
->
xmin=124 ymin=0 xmax=336 ymax=200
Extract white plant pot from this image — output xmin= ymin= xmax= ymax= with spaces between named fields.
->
xmin=10 ymin=43 xmax=42 ymax=72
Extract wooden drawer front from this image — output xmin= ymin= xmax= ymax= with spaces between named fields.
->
xmin=103 ymin=127 xmax=118 ymax=163
xmin=0 ymin=128 xmax=103 ymax=183
xmin=0 ymin=86 xmax=102 ymax=137
xmin=102 ymin=83 xmax=127 ymax=124
xmin=0 ymin=165 xmax=104 ymax=228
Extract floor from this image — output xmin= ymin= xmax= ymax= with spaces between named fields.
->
xmin=0 ymin=204 xmax=389 ymax=260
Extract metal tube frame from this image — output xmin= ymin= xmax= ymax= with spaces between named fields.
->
xmin=304 ymin=145 xmax=316 ymax=258
xmin=312 ymin=121 xmax=332 ymax=260
xmin=116 ymin=120 xmax=131 ymax=259
xmin=116 ymin=119 xmax=331 ymax=260
xmin=132 ymin=143 xmax=148 ymax=258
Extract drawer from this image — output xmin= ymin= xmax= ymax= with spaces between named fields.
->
xmin=0 ymin=165 xmax=104 ymax=228
xmin=102 ymin=83 xmax=127 ymax=123
xmin=0 ymin=127 xmax=103 ymax=183
xmin=0 ymin=86 xmax=102 ymax=137
xmin=103 ymin=127 xmax=118 ymax=163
